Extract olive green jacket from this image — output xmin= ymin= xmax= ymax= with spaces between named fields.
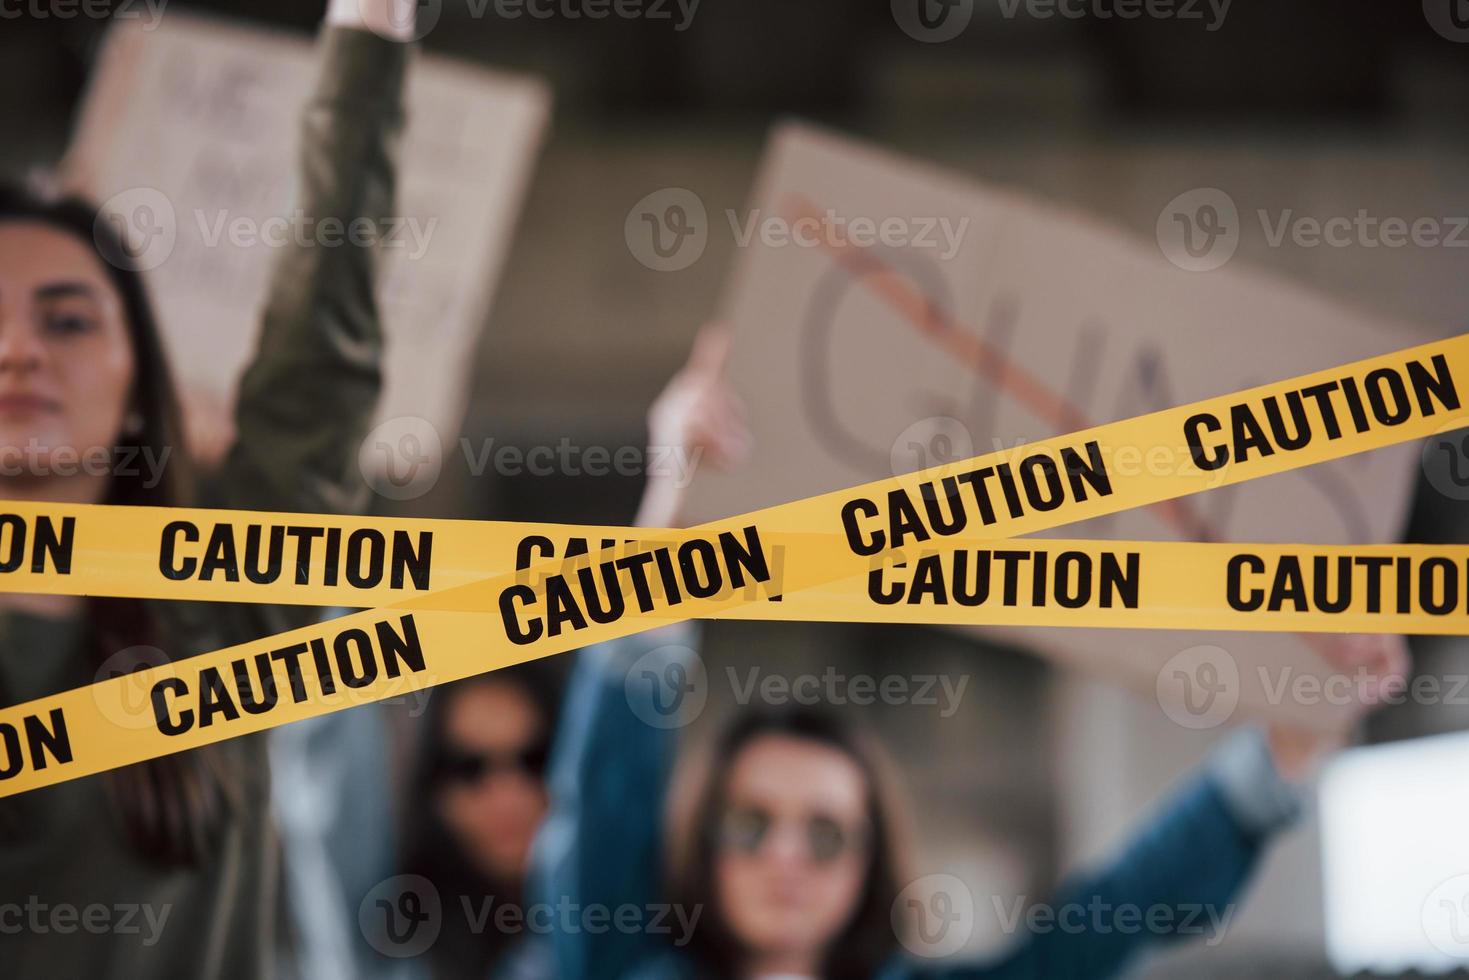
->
xmin=0 ymin=26 xmax=407 ymax=980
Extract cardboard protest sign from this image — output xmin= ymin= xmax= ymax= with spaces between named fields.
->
xmin=685 ymin=123 xmax=1438 ymax=727
xmin=63 ymin=14 xmax=549 ymax=462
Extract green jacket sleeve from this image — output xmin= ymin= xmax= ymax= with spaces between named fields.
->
xmin=219 ymin=26 xmax=409 ymax=521
xmin=205 ymin=26 xmax=409 ymax=641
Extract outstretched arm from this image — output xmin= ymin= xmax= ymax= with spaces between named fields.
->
xmin=531 ymin=623 xmax=702 ymax=980
xmin=923 ymin=635 xmax=1409 ymax=980
xmin=531 ymin=325 xmax=748 ymax=980
xmin=930 ymin=728 xmax=1299 ymax=980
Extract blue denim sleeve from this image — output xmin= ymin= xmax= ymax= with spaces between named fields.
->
xmin=528 ymin=624 xmax=702 ymax=980
xmin=915 ymin=728 xmax=1300 ymax=980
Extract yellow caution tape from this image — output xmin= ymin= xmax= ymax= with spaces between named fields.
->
xmin=0 ymin=330 xmax=1465 ymax=794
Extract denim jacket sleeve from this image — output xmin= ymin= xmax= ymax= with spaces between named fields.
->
xmin=916 ymin=728 xmax=1301 ymax=980
xmin=530 ymin=624 xmax=702 ymax=980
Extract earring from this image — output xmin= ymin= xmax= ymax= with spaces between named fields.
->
xmin=123 ymin=410 xmax=145 ymax=438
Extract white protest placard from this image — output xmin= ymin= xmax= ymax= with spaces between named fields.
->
xmin=63 ymin=14 xmax=549 ymax=461
xmin=686 ymin=123 xmax=1439 ymax=727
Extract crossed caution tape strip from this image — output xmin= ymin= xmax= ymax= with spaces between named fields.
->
xmin=0 ymin=331 xmax=1466 ymax=795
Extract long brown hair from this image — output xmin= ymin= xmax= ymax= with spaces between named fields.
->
xmin=665 ymin=706 xmax=915 ymax=980
xmin=0 ymin=182 xmax=231 ymax=866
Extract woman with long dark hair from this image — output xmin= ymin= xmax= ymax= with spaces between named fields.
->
xmin=531 ymin=328 xmax=1410 ymax=980
xmin=401 ymin=662 xmax=565 ymax=979
xmin=662 ymin=704 xmax=917 ymax=979
xmin=0 ymin=2 xmax=415 ymax=975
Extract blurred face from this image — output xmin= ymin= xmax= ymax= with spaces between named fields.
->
xmin=715 ymin=735 xmax=871 ymax=971
xmin=0 ymin=223 xmax=135 ymax=488
xmin=434 ymin=681 xmax=550 ymax=882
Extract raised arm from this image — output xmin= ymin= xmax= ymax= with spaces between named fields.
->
xmin=925 ymin=634 xmax=1409 ymax=980
xmin=218 ymin=5 xmax=412 ymax=519
xmin=531 ymin=623 xmax=701 ymax=980
xmin=928 ymin=728 xmax=1299 ymax=980
xmin=530 ymin=325 xmax=748 ymax=979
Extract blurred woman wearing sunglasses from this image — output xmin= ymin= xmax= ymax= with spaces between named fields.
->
xmin=400 ymin=663 xmax=563 ymax=979
xmin=531 ymin=328 xmax=1410 ymax=980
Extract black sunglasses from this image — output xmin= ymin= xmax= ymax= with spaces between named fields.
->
xmin=436 ymin=742 xmax=550 ymax=786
